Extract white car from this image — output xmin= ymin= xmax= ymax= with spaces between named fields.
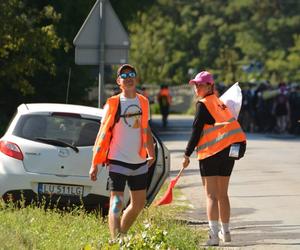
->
xmin=0 ymin=103 xmax=170 ymax=213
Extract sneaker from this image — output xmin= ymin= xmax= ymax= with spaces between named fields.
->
xmin=218 ymin=230 xmax=231 ymax=242
xmin=108 ymin=233 xmax=125 ymax=245
xmin=206 ymin=230 xmax=219 ymax=246
xmin=108 ymin=239 xmax=118 ymax=246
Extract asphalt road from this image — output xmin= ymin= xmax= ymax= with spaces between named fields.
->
xmin=151 ymin=114 xmax=300 ymax=249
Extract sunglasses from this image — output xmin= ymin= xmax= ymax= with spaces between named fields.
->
xmin=119 ymin=71 xmax=136 ymax=79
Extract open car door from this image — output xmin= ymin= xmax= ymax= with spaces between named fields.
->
xmin=146 ymin=130 xmax=170 ymax=205
xmin=121 ymin=130 xmax=170 ymax=208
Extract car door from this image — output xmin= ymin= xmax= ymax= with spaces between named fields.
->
xmin=146 ymin=130 xmax=170 ymax=205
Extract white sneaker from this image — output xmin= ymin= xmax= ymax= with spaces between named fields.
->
xmin=218 ymin=230 xmax=231 ymax=242
xmin=206 ymin=230 xmax=219 ymax=246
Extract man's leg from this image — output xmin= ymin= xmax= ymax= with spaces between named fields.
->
xmin=120 ymin=189 xmax=146 ymax=233
xmin=109 ymin=191 xmax=124 ymax=239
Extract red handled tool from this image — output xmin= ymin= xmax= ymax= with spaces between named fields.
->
xmin=154 ymin=167 xmax=184 ymax=206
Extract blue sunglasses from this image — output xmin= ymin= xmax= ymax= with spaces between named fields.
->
xmin=119 ymin=71 xmax=136 ymax=79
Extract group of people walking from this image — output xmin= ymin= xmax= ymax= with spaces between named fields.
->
xmin=89 ymin=64 xmax=247 ymax=246
xmin=239 ymin=81 xmax=300 ymax=135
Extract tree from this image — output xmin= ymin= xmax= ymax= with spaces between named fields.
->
xmin=0 ymin=0 xmax=63 ymax=94
xmin=0 ymin=0 xmax=63 ymax=122
xmin=128 ymin=0 xmax=300 ymax=85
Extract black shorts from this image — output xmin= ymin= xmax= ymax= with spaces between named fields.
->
xmin=107 ymin=171 xmax=148 ymax=192
xmin=199 ymin=147 xmax=235 ymax=177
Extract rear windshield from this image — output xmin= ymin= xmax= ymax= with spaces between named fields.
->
xmin=13 ymin=114 xmax=100 ymax=146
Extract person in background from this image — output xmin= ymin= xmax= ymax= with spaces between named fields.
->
xmin=141 ymin=86 xmax=149 ymax=99
xmin=89 ymin=64 xmax=156 ymax=241
xmin=140 ymin=86 xmax=154 ymax=121
xmin=181 ymin=71 xmax=246 ymax=246
xmin=157 ymin=85 xmax=172 ymax=127
xmin=272 ymin=83 xmax=290 ymax=134
xmin=289 ymin=84 xmax=300 ymax=134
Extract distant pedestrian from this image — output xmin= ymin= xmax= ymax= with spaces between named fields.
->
xmin=89 ymin=64 xmax=156 ymax=241
xmin=140 ymin=86 xmax=149 ymax=98
xmin=140 ymin=86 xmax=154 ymax=104
xmin=181 ymin=71 xmax=247 ymax=246
xmin=272 ymin=83 xmax=290 ymax=134
xmin=289 ymin=84 xmax=300 ymax=134
xmin=157 ymin=85 xmax=172 ymax=127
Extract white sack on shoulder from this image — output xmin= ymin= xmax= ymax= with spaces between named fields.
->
xmin=219 ymin=82 xmax=242 ymax=119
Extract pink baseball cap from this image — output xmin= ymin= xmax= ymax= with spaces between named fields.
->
xmin=189 ymin=71 xmax=214 ymax=85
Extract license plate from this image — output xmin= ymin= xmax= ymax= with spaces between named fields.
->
xmin=38 ymin=183 xmax=84 ymax=196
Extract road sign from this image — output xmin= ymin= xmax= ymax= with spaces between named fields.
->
xmin=73 ymin=0 xmax=129 ymax=107
xmin=73 ymin=0 xmax=129 ymax=65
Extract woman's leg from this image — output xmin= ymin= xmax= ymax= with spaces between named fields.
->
xmin=202 ymin=176 xmax=219 ymax=221
xmin=217 ymin=176 xmax=232 ymax=242
xmin=202 ymin=176 xmax=220 ymax=245
xmin=217 ymin=176 xmax=231 ymax=223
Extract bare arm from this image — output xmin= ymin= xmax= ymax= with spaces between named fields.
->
xmin=146 ymin=125 xmax=156 ymax=167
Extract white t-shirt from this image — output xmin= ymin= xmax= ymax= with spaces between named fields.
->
xmin=101 ymin=94 xmax=150 ymax=164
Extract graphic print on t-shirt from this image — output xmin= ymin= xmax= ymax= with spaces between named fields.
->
xmin=122 ymin=104 xmax=142 ymax=128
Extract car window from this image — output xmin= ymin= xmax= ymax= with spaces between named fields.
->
xmin=13 ymin=114 xmax=100 ymax=146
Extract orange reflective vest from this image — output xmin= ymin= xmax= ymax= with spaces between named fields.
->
xmin=196 ymin=94 xmax=246 ymax=160
xmin=158 ymin=88 xmax=172 ymax=104
xmin=92 ymin=93 xmax=149 ymax=168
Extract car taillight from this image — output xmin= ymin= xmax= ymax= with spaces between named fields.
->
xmin=0 ymin=140 xmax=24 ymax=160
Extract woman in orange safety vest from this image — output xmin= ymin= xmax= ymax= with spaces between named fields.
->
xmin=182 ymin=71 xmax=246 ymax=246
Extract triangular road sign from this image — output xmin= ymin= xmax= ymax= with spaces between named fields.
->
xmin=73 ymin=0 xmax=129 ymax=65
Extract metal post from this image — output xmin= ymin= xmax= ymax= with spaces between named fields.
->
xmin=66 ymin=67 xmax=71 ymax=104
xmin=98 ymin=0 xmax=105 ymax=108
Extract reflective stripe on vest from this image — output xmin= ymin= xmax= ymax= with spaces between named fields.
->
xmin=196 ymin=95 xmax=246 ymax=160
xmin=139 ymin=98 xmax=149 ymax=158
xmin=92 ymin=93 xmax=149 ymax=167
xmin=196 ymin=127 xmax=244 ymax=152
xmin=200 ymin=117 xmax=235 ymax=138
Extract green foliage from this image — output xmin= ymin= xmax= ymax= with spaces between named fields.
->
xmin=27 ymin=0 xmax=96 ymax=105
xmin=128 ymin=0 xmax=300 ymax=85
xmin=106 ymin=222 xmax=169 ymax=250
xmin=150 ymin=103 xmax=160 ymax=115
xmin=0 ymin=185 xmax=206 ymax=250
xmin=0 ymin=0 xmax=62 ymax=95
xmin=2 ymin=0 xmax=300 ymax=128
xmin=0 ymin=0 xmax=65 ymax=124
xmin=0 ymin=200 xmax=108 ymax=249
xmin=0 ymin=0 xmax=97 ymax=126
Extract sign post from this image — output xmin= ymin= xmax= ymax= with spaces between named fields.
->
xmin=73 ymin=0 xmax=130 ymax=107
xmin=99 ymin=0 xmax=105 ymax=108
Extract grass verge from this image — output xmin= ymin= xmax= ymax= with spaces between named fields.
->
xmin=0 ymin=183 xmax=208 ymax=249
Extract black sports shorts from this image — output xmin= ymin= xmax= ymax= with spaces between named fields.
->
xmin=199 ymin=147 xmax=235 ymax=177
xmin=107 ymin=171 xmax=148 ymax=192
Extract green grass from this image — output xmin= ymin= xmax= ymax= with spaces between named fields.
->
xmin=0 ymin=184 xmax=208 ymax=250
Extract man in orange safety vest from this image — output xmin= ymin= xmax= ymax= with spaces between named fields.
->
xmin=89 ymin=64 xmax=155 ymax=241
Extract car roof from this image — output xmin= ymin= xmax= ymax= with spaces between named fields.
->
xmin=18 ymin=103 xmax=103 ymax=118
